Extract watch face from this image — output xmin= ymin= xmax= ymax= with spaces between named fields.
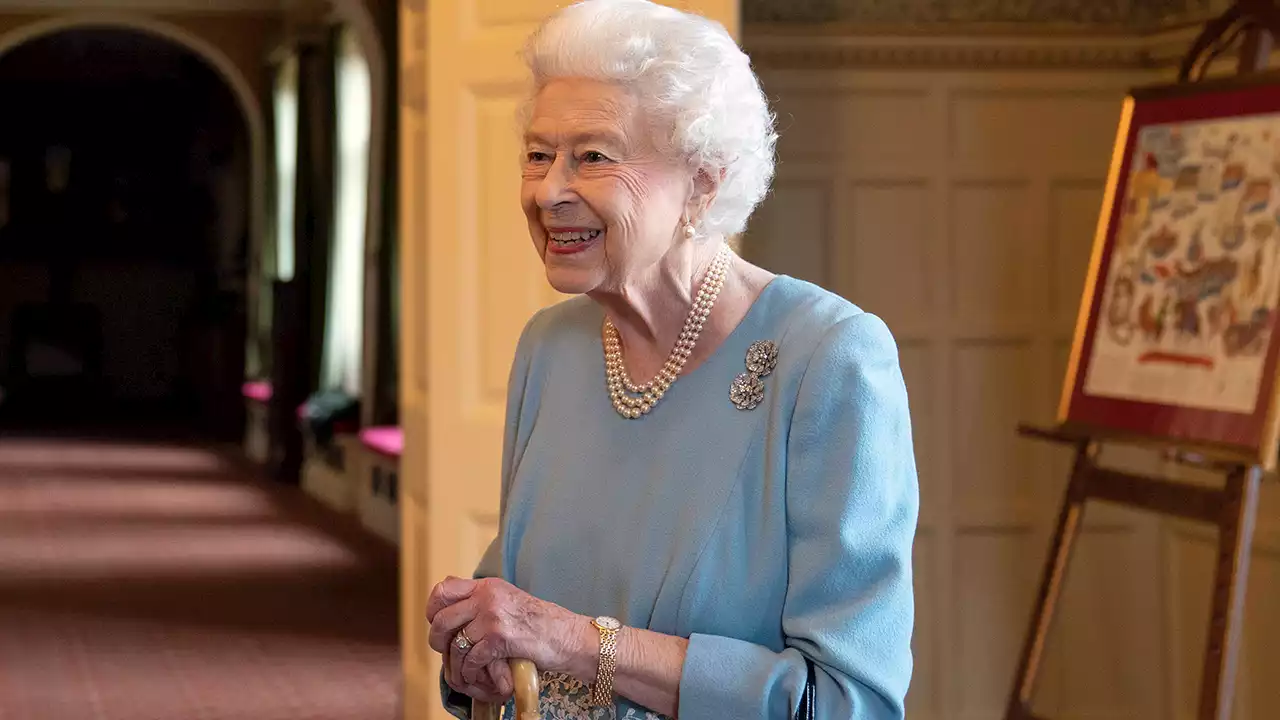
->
xmin=595 ymin=616 xmax=621 ymax=631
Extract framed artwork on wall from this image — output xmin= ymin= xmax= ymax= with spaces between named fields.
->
xmin=1060 ymin=70 xmax=1280 ymax=469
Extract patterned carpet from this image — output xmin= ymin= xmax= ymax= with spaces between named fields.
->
xmin=0 ymin=437 xmax=401 ymax=720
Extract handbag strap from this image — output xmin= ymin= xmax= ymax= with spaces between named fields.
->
xmin=794 ymin=658 xmax=816 ymax=720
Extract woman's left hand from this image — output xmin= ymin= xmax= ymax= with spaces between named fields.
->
xmin=427 ymin=576 xmax=592 ymax=689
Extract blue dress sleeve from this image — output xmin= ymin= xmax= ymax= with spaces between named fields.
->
xmin=678 ymin=312 xmax=920 ymax=719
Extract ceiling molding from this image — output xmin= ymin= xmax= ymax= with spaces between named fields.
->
xmin=742 ymin=0 xmax=1226 ymax=31
xmin=743 ymin=24 xmax=1205 ymax=71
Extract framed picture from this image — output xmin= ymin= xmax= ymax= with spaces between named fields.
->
xmin=1060 ymin=71 xmax=1280 ymax=469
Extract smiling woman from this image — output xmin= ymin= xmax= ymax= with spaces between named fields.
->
xmin=424 ymin=2 xmax=920 ymax=719
xmin=521 ymin=77 xmax=703 ymax=304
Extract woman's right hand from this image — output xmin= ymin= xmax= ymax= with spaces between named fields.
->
xmin=429 ymin=576 xmax=514 ymax=704
xmin=442 ymin=646 xmax=513 ymax=704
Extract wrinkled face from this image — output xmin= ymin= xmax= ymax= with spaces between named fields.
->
xmin=520 ymin=77 xmax=692 ymax=295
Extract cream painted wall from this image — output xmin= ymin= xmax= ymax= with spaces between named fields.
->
xmin=740 ymin=27 xmax=1280 ymax=720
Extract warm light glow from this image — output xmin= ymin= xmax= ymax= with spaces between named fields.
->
xmin=321 ymin=27 xmax=372 ymax=396
xmin=0 ymin=526 xmax=363 ymax=579
xmin=273 ymin=53 xmax=299 ymax=282
xmin=0 ymin=441 xmax=231 ymax=473
xmin=0 ymin=478 xmax=278 ymax=518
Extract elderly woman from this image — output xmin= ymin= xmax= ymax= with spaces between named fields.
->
xmin=425 ymin=1 xmax=918 ymax=718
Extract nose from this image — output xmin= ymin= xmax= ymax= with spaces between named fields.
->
xmin=535 ymin=155 xmax=575 ymax=210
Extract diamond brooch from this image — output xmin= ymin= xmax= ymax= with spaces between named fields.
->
xmin=730 ymin=340 xmax=778 ymax=411
xmin=729 ymin=372 xmax=765 ymax=410
xmin=745 ymin=339 xmax=779 ymax=375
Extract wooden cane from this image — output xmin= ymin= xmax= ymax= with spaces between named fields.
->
xmin=472 ymin=658 xmax=539 ymax=720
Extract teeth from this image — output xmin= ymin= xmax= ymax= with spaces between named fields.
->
xmin=550 ymin=229 xmax=602 ymax=244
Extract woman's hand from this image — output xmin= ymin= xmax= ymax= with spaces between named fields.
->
xmin=439 ymin=645 xmax=512 ymax=704
xmin=426 ymin=576 xmax=594 ymax=697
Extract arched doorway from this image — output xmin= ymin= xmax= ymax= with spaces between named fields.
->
xmin=0 ymin=21 xmax=262 ymax=439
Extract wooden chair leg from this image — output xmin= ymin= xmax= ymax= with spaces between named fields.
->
xmin=1004 ymin=442 xmax=1094 ymax=720
xmin=1198 ymin=466 xmax=1260 ymax=720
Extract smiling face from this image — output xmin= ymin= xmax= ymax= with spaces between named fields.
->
xmin=520 ymin=77 xmax=694 ymax=295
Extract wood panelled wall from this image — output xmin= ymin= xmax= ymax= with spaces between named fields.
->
xmin=740 ymin=29 xmax=1280 ymax=720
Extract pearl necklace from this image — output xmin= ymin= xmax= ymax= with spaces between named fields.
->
xmin=603 ymin=244 xmax=730 ymax=419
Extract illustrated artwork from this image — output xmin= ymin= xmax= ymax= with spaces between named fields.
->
xmin=1085 ymin=116 xmax=1280 ymax=414
xmin=1061 ymin=75 xmax=1280 ymax=464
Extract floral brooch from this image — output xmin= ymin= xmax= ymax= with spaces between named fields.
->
xmin=730 ymin=340 xmax=778 ymax=411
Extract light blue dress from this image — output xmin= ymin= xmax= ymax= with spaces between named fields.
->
xmin=443 ymin=275 xmax=919 ymax=719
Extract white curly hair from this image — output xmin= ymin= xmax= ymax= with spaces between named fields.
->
xmin=519 ymin=0 xmax=778 ymax=239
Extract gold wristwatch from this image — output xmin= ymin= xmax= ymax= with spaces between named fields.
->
xmin=589 ymin=615 xmax=622 ymax=707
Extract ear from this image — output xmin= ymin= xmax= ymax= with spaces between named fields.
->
xmin=685 ymin=166 xmax=724 ymax=225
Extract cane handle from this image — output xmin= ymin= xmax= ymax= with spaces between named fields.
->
xmin=471 ymin=658 xmax=539 ymax=720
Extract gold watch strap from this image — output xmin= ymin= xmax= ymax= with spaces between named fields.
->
xmin=589 ymin=617 xmax=621 ymax=707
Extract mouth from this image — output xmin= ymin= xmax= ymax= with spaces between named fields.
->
xmin=546 ymin=227 xmax=602 ymax=255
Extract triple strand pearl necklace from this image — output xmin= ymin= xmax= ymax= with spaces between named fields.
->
xmin=603 ymin=243 xmax=730 ymax=419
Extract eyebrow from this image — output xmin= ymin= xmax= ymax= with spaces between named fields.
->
xmin=524 ymin=128 xmax=627 ymax=149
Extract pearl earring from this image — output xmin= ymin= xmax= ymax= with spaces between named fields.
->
xmin=684 ymin=223 xmax=696 ymax=238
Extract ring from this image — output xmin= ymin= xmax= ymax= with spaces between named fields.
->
xmin=452 ymin=628 xmax=474 ymax=652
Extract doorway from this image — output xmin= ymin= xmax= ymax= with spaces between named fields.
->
xmin=0 ymin=28 xmax=250 ymax=440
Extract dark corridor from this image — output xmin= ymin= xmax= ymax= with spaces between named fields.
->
xmin=0 ymin=28 xmax=250 ymax=439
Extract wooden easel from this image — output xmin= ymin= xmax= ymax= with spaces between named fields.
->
xmin=1004 ymin=425 xmax=1262 ymax=720
xmin=1005 ymin=5 xmax=1278 ymax=719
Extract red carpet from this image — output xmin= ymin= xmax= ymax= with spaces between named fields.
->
xmin=0 ymin=438 xmax=401 ymax=720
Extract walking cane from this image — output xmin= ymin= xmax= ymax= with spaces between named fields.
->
xmin=472 ymin=658 xmax=539 ymax=720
